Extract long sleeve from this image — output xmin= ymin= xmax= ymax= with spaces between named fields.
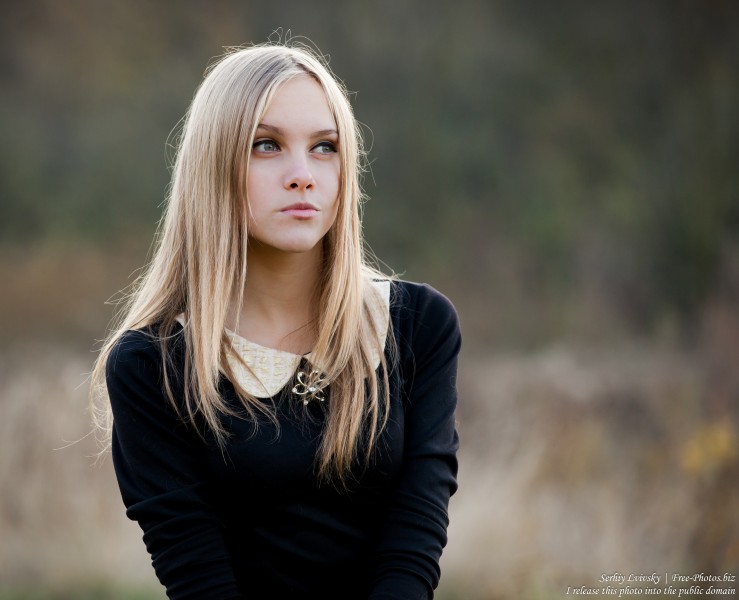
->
xmin=369 ymin=283 xmax=461 ymax=599
xmin=106 ymin=330 xmax=242 ymax=600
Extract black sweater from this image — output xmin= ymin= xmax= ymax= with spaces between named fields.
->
xmin=106 ymin=280 xmax=460 ymax=599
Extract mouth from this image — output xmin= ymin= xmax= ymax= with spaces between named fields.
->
xmin=281 ymin=202 xmax=320 ymax=218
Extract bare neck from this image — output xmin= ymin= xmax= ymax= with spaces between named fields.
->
xmin=227 ymin=242 xmax=323 ymax=354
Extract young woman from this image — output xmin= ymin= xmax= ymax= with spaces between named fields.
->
xmin=91 ymin=43 xmax=461 ymax=599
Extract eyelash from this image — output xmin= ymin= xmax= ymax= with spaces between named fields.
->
xmin=252 ymin=139 xmax=337 ymax=154
xmin=313 ymin=141 xmax=337 ymax=154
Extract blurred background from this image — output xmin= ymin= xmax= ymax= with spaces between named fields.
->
xmin=1 ymin=1 xmax=738 ymax=598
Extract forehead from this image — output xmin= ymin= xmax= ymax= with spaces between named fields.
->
xmin=259 ymin=74 xmax=336 ymax=132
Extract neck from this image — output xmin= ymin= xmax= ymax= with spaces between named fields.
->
xmin=227 ymin=241 xmax=324 ymax=353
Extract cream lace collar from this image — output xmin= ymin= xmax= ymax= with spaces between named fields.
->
xmin=176 ymin=280 xmax=391 ymax=399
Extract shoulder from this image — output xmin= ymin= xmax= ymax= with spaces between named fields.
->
xmin=107 ymin=327 xmax=160 ymax=371
xmin=105 ymin=323 xmax=185 ymax=384
xmin=390 ymin=279 xmax=460 ymax=332
xmin=389 ymin=279 xmax=461 ymax=362
xmin=105 ymin=324 xmax=191 ymax=420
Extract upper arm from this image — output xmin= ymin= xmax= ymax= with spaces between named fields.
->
xmin=106 ymin=331 xmax=241 ymax=599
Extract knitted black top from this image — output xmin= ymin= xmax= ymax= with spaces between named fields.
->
xmin=106 ymin=280 xmax=460 ymax=599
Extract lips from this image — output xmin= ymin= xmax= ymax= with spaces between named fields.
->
xmin=281 ymin=202 xmax=320 ymax=218
xmin=282 ymin=202 xmax=319 ymax=212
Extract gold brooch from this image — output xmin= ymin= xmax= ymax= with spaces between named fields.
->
xmin=292 ymin=369 xmax=326 ymax=405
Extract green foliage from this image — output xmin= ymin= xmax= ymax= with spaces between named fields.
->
xmin=1 ymin=0 xmax=737 ymax=340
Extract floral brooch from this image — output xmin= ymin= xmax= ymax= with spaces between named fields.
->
xmin=292 ymin=369 xmax=327 ymax=405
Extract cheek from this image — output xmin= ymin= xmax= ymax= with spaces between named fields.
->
xmin=325 ymin=162 xmax=341 ymax=204
xmin=246 ymin=163 xmax=268 ymax=194
xmin=327 ymin=178 xmax=342 ymax=230
xmin=245 ymin=164 xmax=275 ymax=215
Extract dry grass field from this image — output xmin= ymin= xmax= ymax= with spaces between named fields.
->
xmin=441 ymin=345 xmax=738 ymax=598
xmin=1 ymin=245 xmax=737 ymax=598
xmin=1 ymin=337 xmax=736 ymax=599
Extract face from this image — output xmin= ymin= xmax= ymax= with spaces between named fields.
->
xmin=245 ymin=74 xmax=340 ymax=256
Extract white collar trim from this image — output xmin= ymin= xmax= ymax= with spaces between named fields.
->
xmin=176 ymin=279 xmax=391 ymax=398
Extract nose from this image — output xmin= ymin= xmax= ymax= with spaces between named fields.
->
xmin=284 ymin=155 xmax=315 ymax=191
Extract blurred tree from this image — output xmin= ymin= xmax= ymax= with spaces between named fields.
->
xmin=1 ymin=0 xmax=737 ymax=344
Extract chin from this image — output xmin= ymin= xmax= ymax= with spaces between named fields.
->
xmin=283 ymin=240 xmax=323 ymax=254
xmin=278 ymin=231 xmax=329 ymax=254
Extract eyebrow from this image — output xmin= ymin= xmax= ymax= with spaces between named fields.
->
xmin=256 ymin=122 xmax=338 ymax=137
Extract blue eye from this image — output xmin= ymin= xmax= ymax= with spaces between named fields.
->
xmin=313 ymin=141 xmax=337 ymax=154
xmin=253 ymin=139 xmax=279 ymax=152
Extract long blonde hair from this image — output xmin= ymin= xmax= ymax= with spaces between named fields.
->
xmin=91 ymin=43 xmax=392 ymax=485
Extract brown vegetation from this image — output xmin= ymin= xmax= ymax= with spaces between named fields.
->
xmin=1 ymin=329 xmax=736 ymax=598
